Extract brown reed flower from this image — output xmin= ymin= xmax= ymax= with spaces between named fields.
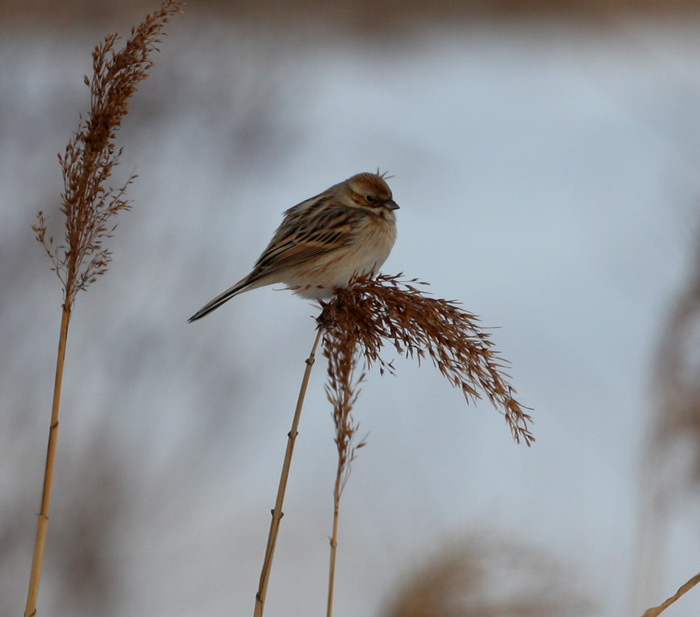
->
xmin=32 ymin=0 xmax=183 ymax=308
xmin=319 ymin=273 xmax=534 ymax=446
xmin=381 ymin=535 xmax=591 ymax=617
xmin=319 ymin=273 xmax=532 ymax=617
xmin=25 ymin=4 xmax=182 ymax=616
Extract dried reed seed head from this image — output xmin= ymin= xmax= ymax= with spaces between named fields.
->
xmin=319 ymin=273 xmax=534 ymax=445
xmin=34 ymin=0 xmax=183 ymax=307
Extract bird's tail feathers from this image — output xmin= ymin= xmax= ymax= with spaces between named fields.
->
xmin=188 ymin=278 xmax=250 ymax=322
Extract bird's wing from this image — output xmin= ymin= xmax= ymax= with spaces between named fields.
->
xmin=188 ymin=195 xmax=360 ymax=322
xmin=250 ymin=198 xmax=362 ymax=277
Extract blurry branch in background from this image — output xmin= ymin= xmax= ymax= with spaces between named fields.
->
xmin=633 ymin=222 xmax=700 ymax=611
xmin=25 ymin=2 xmax=183 ymax=615
xmin=653 ymin=223 xmax=700 ymax=485
xmin=380 ymin=534 xmax=591 ymax=617
xmin=319 ymin=274 xmax=533 ymax=617
xmin=41 ymin=436 xmax=129 ymax=617
xmin=1 ymin=434 xmax=128 ymax=617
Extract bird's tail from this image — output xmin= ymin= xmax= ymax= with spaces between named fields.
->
xmin=188 ymin=278 xmax=250 ymax=322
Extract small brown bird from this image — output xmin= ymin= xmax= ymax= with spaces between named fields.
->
xmin=188 ymin=172 xmax=399 ymax=322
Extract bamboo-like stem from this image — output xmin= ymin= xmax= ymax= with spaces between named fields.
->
xmin=25 ymin=5 xmax=180 ymax=615
xmin=25 ymin=306 xmax=71 ymax=617
xmin=641 ymin=572 xmax=700 ymax=617
xmin=326 ymin=462 xmax=343 ymax=617
xmin=254 ymin=325 xmax=323 ymax=617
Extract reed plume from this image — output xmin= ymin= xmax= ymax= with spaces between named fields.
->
xmin=317 ymin=273 xmax=532 ymax=616
xmin=34 ymin=1 xmax=182 ymax=305
xmin=320 ymin=273 xmax=533 ymax=445
xmin=26 ymin=2 xmax=182 ymax=615
xmin=254 ymin=273 xmax=532 ymax=617
xmin=324 ymin=329 xmax=366 ymax=617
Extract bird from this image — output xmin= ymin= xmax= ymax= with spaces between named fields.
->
xmin=188 ymin=172 xmax=399 ymax=322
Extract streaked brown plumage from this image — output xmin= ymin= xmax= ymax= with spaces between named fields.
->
xmin=188 ymin=172 xmax=399 ymax=322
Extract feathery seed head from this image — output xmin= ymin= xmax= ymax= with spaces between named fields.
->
xmin=319 ymin=273 xmax=534 ymax=446
xmin=33 ymin=0 xmax=184 ymax=308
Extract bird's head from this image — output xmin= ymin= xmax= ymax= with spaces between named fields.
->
xmin=344 ymin=172 xmax=399 ymax=214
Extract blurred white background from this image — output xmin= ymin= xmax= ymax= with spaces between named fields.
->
xmin=2 ymin=3 xmax=700 ymax=616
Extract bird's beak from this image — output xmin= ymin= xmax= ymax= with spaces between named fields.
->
xmin=386 ymin=199 xmax=400 ymax=210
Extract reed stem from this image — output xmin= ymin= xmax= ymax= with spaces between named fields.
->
xmin=326 ymin=461 xmax=343 ymax=617
xmin=254 ymin=325 xmax=323 ymax=617
xmin=25 ymin=306 xmax=71 ymax=617
xmin=641 ymin=572 xmax=700 ymax=617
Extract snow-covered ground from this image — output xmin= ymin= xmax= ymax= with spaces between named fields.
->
xmin=2 ymin=16 xmax=699 ymax=617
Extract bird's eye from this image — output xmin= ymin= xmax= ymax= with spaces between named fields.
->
xmin=365 ymin=194 xmax=376 ymax=204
